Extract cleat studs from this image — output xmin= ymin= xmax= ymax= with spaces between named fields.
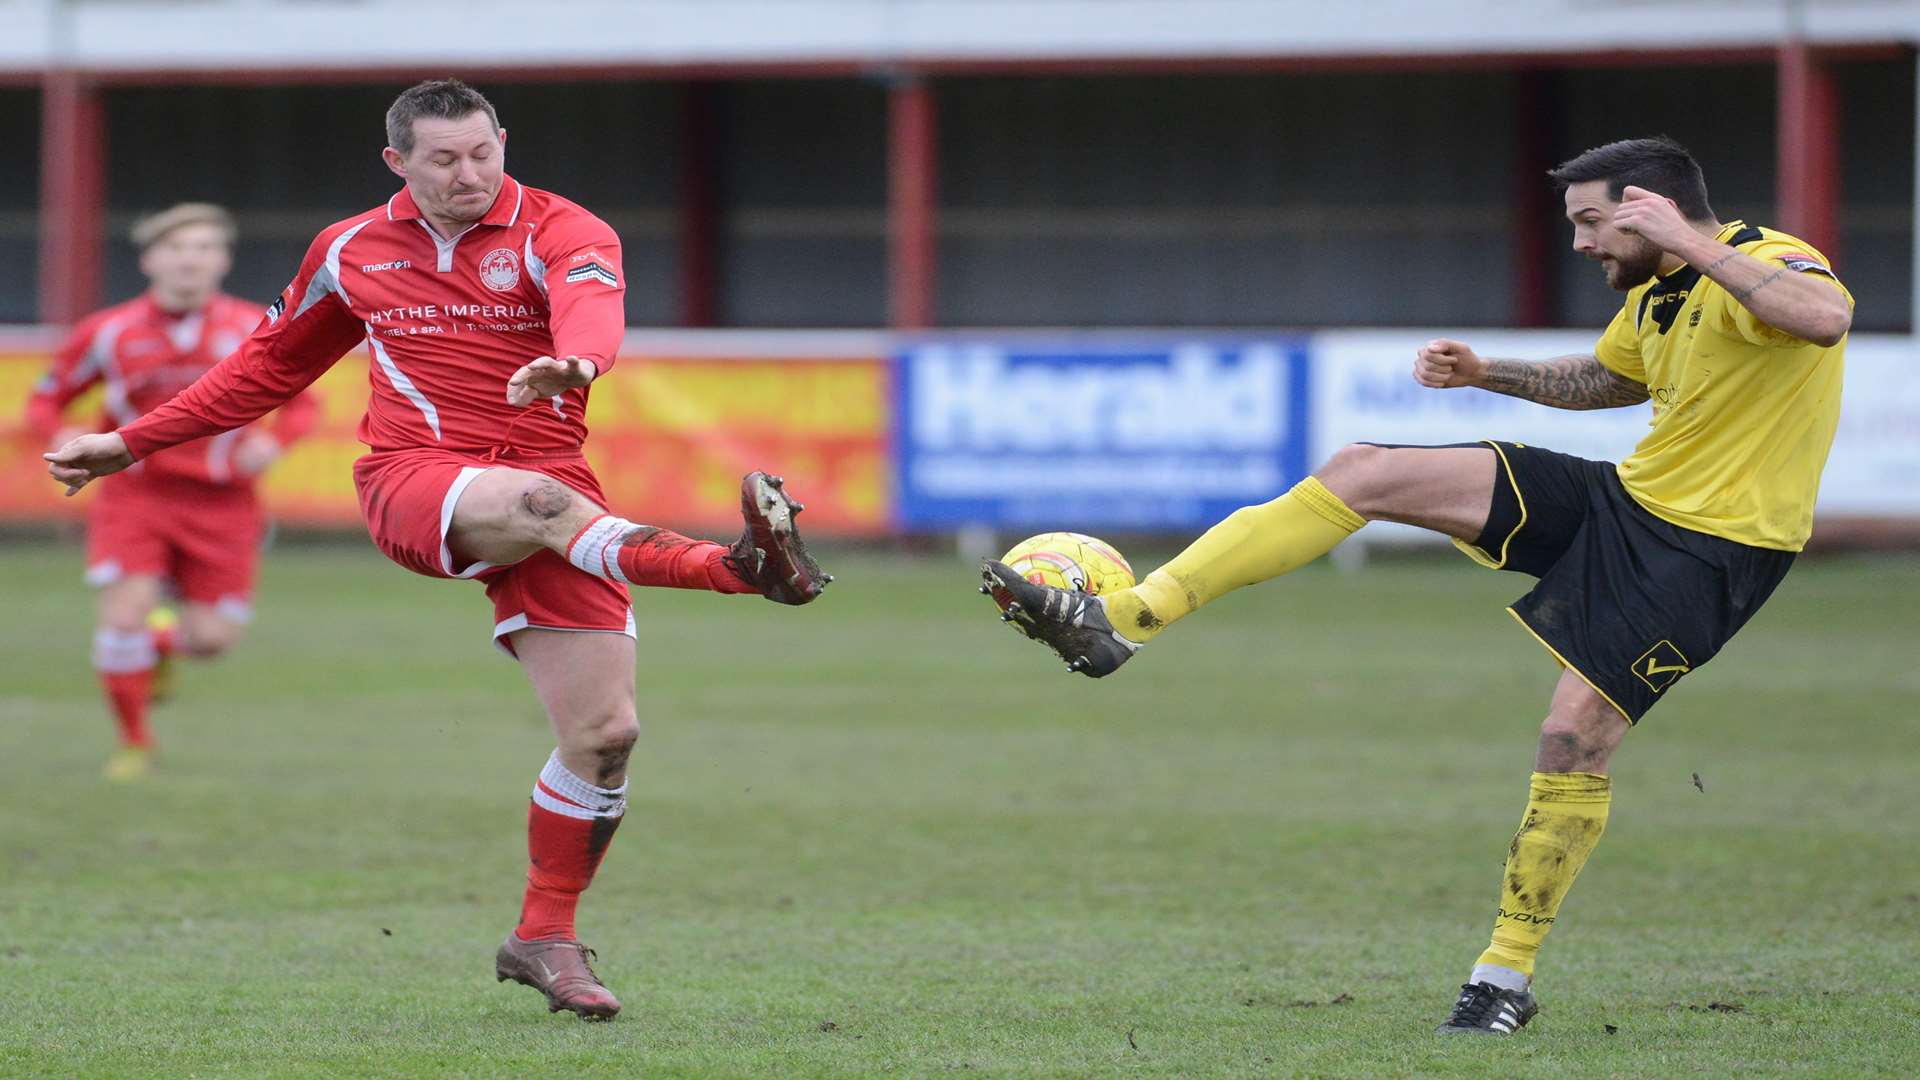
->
xmin=1006 ymin=601 xmax=1022 ymax=614
xmin=1000 ymin=613 xmax=1014 ymax=622
xmin=978 ymin=584 xmax=992 ymax=594
xmin=769 ymin=475 xmax=785 ymax=488
xmin=792 ymin=502 xmax=806 ymax=513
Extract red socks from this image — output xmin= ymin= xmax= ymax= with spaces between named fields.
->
xmin=101 ymin=671 xmax=154 ymax=748
xmin=518 ymin=751 xmax=628 ymax=942
xmin=93 ymin=629 xmax=156 ymax=749
xmin=565 ymin=514 xmax=755 ymax=594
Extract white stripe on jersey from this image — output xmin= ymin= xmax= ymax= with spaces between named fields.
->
xmin=524 ymin=232 xmax=548 ymax=296
xmin=366 ymin=328 xmax=443 ymax=441
xmin=318 ymin=218 xmax=376 ymax=309
xmin=87 ymin=313 xmax=138 ymax=426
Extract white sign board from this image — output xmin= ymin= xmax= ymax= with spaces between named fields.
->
xmin=1311 ymin=329 xmax=1920 ymax=519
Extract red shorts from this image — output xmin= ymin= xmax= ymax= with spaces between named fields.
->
xmin=353 ymin=448 xmax=633 ymax=654
xmin=86 ymin=473 xmax=263 ymax=618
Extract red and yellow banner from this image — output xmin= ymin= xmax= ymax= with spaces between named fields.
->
xmin=1 ymin=350 xmax=893 ymax=535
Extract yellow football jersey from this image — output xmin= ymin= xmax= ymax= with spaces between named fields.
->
xmin=1594 ymin=220 xmax=1852 ymax=551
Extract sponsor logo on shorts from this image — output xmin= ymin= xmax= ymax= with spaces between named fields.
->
xmin=1632 ymin=639 xmax=1691 ymax=692
xmin=479 ymin=248 xmax=521 ymax=291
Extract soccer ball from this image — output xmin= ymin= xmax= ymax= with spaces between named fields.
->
xmin=992 ymin=532 xmax=1136 ymax=614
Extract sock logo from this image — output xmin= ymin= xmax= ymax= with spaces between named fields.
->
xmin=1632 ymin=639 xmax=1691 ymax=692
xmin=1496 ymin=907 xmax=1555 ymax=925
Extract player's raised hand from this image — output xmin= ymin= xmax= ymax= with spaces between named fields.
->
xmin=506 ymin=355 xmax=597 ymax=406
xmin=1612 ymin=185 xmax=1693 ymax=250
xmin=43 ymin=432 xmax=133 ymax=496
xmin=232 ymin=431 xmax=283 ymax=477
xmin=1413 ymin=338 xmax=1487 ymax=389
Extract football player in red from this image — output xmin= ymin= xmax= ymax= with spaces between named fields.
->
xmin=27 ymin=203 xmax=319 ymax=780
xmin=47 ymin=79 xmax=830 ymax=1021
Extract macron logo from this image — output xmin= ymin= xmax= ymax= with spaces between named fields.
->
xmin=362 ymin=260 xmax=410 ymax=273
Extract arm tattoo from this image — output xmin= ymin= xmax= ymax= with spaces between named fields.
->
xmin=1731 ymin=267 xmax=1787 ymax=303
xmin=1479 ymin=354 xmax=1650 ymax=411
xmin=1701 ymin=251 xmax=1740 ymax=275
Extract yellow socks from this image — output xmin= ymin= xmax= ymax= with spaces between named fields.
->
xmin=1102 ymin=476 xmax=1365 ymax=644
xmin=1475 ymin=771 xmax=1612 ymax=981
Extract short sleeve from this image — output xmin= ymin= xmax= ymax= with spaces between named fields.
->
xmin=1593 ymin=301 xmax=1646 ymax=385
xmin=1707 ymin=239 xmax=1854 ymax=347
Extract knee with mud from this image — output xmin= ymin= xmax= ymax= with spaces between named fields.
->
xmin=572 ymin=716 xmax=639 ymax=788
xmin=1535 ymin=704 xmax=1624 ymax=773
xmin=519 ymin=478 xmax=576 ymax=523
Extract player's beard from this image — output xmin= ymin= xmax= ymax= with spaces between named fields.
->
xmin=1603 ymin=237 xmax=1664 ymax=291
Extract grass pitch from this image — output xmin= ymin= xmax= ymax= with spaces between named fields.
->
xmin=2 ymin=539 xmax=1916 ymax=1077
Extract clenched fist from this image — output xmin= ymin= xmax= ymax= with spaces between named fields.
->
xmin=1413 ymin=338 xmax=1487 ymax=390
xmin=44 ymin=432 xmax=133 ymax=496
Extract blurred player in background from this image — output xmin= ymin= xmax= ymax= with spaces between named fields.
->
xmin=46 ymin=78 xmax=830 ymax=1022
xmin=986 ymin=137 xmax=1852 ymax=1035
xmin=26 ymin=203 xmax=318 ymax=781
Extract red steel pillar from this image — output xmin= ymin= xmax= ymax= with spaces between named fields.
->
xmin=1776 ymin=39 xmax=1842 ymax=261
xmin=677 ymin=81 xmax=721 ymax=327
xmin=38 ymin=70 xmax=107 ymax=324
xmin=887 ymin=76 xmax=937 ymax=330
xmin=1511 ymin=68 xmax=1559 ymax=327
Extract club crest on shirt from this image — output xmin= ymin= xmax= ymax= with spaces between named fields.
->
xmin=479 ymin=248 xmax=521 ymax=291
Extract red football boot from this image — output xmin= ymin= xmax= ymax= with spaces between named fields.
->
xmin=495 ymin=934 xmax=622 ymax=1021
xmin=724 ymin=471 xmax=832 ymax=605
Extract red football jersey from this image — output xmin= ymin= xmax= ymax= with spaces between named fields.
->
xmin=118 ymin=176 xmax=626 ymax=462
xmin=28 ymin=293 xmax=319 ymax=488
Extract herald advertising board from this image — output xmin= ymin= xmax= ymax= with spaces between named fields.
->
xmin=894 ymin=336 xmax=1312 ymax=529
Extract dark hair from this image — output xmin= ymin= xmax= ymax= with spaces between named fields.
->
xmin=1547 ymin=136 xmax=1714 ymax=220
xmin=385 ymin=78 xmax=500 ymax=156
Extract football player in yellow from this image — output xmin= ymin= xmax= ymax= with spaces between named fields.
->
xmin=984 ymin=137 xmax=1853 ymax=1035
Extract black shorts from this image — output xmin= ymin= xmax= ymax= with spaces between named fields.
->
xmin=1457 ymin=440 xmax=1796 ymax=724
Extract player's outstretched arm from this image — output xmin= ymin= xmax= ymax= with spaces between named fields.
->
xmin=1415 ymin=338 xmax=1649 ymax=411
xmin=44 ymin=432 xmax=134 ymax=495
